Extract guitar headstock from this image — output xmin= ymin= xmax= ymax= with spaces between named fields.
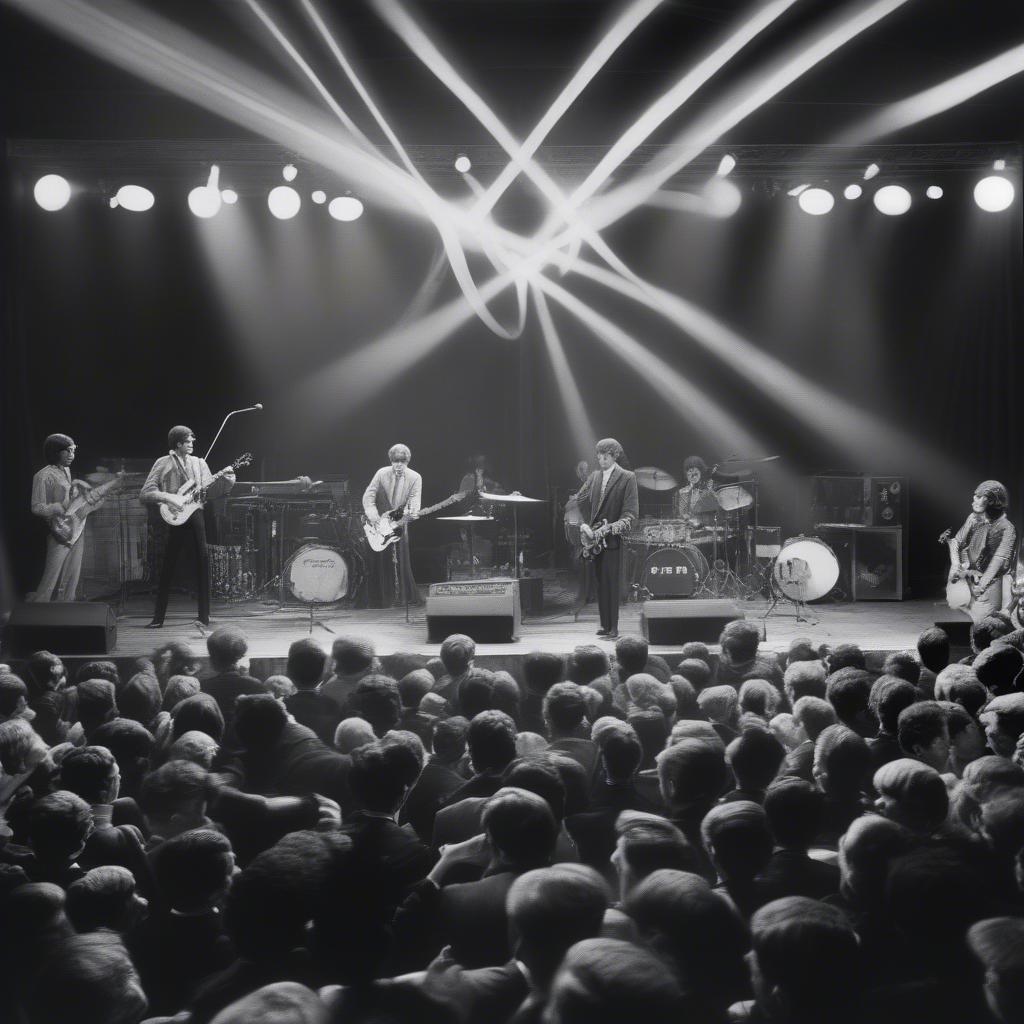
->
xmin=938 ymin=528 xmax=952 ymax=544
xmin=233 ymin=452 xmax=254 ymax=470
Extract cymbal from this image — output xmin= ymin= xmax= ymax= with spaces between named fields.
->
xmin=715 ymin=484 xmax=754 ymax=511
xmin=634 ymin=466 xmax=678 ymax=491
xmin=717 ymin=454 xmax=780 ymax=469
xmin=438 ymin=514 xmax=496 ymax=522
xmin=479 ymin=490 xmax=545 ymax=504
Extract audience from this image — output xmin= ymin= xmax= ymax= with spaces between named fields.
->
xmin=1 ymin=616 xmax=1022 ymax=1024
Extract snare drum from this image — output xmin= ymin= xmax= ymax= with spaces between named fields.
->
xmin=771 ymin=536 xmax=840 ymax=602
xmin=642 ymin=545 xmax=710 ymax=598
xmin=286 ymin=544 xmax=351 ymax=604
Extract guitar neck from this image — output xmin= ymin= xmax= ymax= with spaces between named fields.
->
xmin=405 ymin=492 xmax=467 ymax=519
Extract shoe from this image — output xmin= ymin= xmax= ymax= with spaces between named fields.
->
xmin=145 ymin=620 xmax=164 ymax=629
xmin=605 ymin=630 xmax=620 ymax=640
xmin=596 ymin=628 xmax=610 ymax=636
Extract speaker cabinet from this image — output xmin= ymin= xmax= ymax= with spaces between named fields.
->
xmin=4 ymin=602 xmax=117 ymax=656
xmin=641 ymin=599 xmax=744 ymax=644
xmin=426 ymin=579 xmax=522 ymax=643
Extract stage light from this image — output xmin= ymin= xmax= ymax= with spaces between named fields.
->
xmin=787 ymin=184 xmax=809 ymax=197
xmin=994 ymin=159 xmax=1006 ymax=171
xmin=283 ymin=163 xmax=298 ymax=181
xmin=188 ymin=165 xmax=222 ymax=219
xmin=454 ymin=153 xmax=472 ymax=173
xmin=864 ymin=163 xmax=880 ymax=180
xmin=311 ymin=190 xmax=327 ymax=204
xmin=873 ymin=184 xmax=911 ymax=215
xmin=843 ymin=183 xmax=862 ymax=199
xmin=798 ymin=187 xmax=834 ymax=215
xmin=221 ymin=189 xmax=238 ymax=205
xmin=268 ymin=184 xmax=301 ymax=219
xmin=33 ymin=174 xmax=71 ymax=211
xmin=114 ymin=184 xmax=154 ymax=212
xmin=703 ymin=177 xmax=741 ymax=217
xmin=716 ymin=153 xmax=736 ymax=177
xmin=974 ymin=175 xmax=1015 ymax=212
xmin=328 ymin=195 xmax=364 ymax=221
xmin=926 ymin=185 xmax=943 ymax=199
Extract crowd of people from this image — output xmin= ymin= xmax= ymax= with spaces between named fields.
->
xmin=2 ymin=612 xmax=1024 ymax=1024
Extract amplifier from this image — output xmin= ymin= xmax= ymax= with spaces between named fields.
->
xmin=641 ymin=599 xmax=743 ymax=644
xmin=4 ymin=602 xmax=117 ymax=656
xmin=426 ymin=578 xmax=522 ymax=643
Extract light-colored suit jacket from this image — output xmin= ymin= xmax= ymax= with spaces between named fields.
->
xmin=363 ymin=466 xmax=423 ymax=522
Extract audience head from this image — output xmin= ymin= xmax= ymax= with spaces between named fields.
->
xmin=569 ymin=645 xmax=610 ymax=685
xmin=398 ymin=668 xmax=434 ymax=710
xmin=614 ymin=635 xmax=649 ymax=677
xmin=676 ymin=657 xmax=712 ymax=691
xmin=764 ymin=777 xmax=825 ymax=849
xmin=973 ymin=614 xmax=1014 ymax=655
xmin=786 ymin=638 xmax=819 ymax=665
xmin=59 ymin=745 xmax=119 ymax=804
xmin=90 ymin=719 xmax=153 ymax=792
xmin=698 ymin=685 xmax=739 ymax=728
xmin=162 ymin=674 xmax=200 ymax=711
xmin=467 ymin=709 xmax=518 ymax=774
xmin=968 ymin=917 xmax=1024 ymax=1024
xmin=152 ymin=828 xmax=235 ymax=912
xmin=522 ymin=651 xmax=564 ymax=695
xmin=334 ymin=716 xmax=376 ymax=753
xmin=701 ymin=801 xmax=773 ymax=883
xmin=873 ymin=758 xmax=949 ymax=834
xmin=24 ymin=650 xmax=67 ymax=697
xmin=482 ymin=787 xmax=558 ymax=870
xmin=897 ymin=700 xmax=950 ymax=771
xmin=826 ymin=643 xmax=866 ymax=673
xmin=459 ymin=667 xmax=495 ymax=719
xmin=719 ymin=620 xmax=762 ymax=665
xmin=330 ymin=635 xmax=377 ymax=677
xmin=29 ymin=790 xmax=93 ymax=866
xmin=611 ymin=811 xmax=697 ymax=901
xmin=490 ymin=670 xmax=522 ymax=721
xmin=738 ymin=679 xmax=781 ymax=721
xmin=233 ymin=693 xmax=288 ymax=751
xmin=656 ymin=739 xmax=728 ymax=811
xmin=206 ymin=625 xmax=248 ymax=671
xmin=974 ymin=645 xmax=1024 ymax=697
xmin=138 ymin=759 xmax=209 ymax=839
xmin=599 ymin=724 xmax=643 ymax=784
xmin=439 ymin=634 xmax=475 ymax=676
xmin=348 ymin=740 xmax=421 ymax=814
xmin=76 ymin=679 xmax=118 ymax=735
xmin=119 ymin=672 xmax=161 ymax=727
xmin=349 ymin=674 xmax=401 ymax=736
xmin=726 ymin=727 xmax=786 ymax=794
xmin=882 ymin=650 xmax=922 ymax=688
xmin=869 ymin=675 xmax=918 ymax=734
xmin=171 ymin=692 xmax=225 ymax=743
xmin=151 ymin=641 xmax=199 ymax=684
xmin=65 ymin=866 xmax=146 ymax=933
xmin=75 ymin=661 xmax=119 ymax=687
xmin=980 ymin=694 xmax=1024 ymax=757
xmin=813 ymin=724 xmax=870 ymax=800
xmin=263 ymin=674 xmax=298 ymax=702
xmin=501 ymin=758 xmax=566 ymax=822
xmin=431 ymin=715 xmax=469 ymax=763
xmin=837 ymin=813 xmax=915 ymax=909
xmin=0 ymin=673 xmax=33 ymax=723
xmin=917 ymin=626 xmax=950 ymax=674
xmin=792 ymin=696 xmax=836 ymax=742
xmin=286 ymin=638 xmax=328 ymax=691
xmin=783 ymin=660 xmax=827 ymax=707
xmin=0 ymin=717 xmax=49 ymax=776
xmin=168 ymin=729 xmax=220 ymax=769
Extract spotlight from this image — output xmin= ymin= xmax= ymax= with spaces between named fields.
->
xmin=454 ymin=154 xmax=472 ymax=174
xmin=864 ymin=163 xmax=880 ymax=180
xmin=221 ymin=189 xmax=238 ymax=205
xmin=843 ymin=184 xmax=862 ymax=200
xmin=994 ymin=159 xmax=1006 ymax=171
xmin=283 ymin=164 xmax=298 ymax=182
xmin=974 ymin=175 xmax=1015 ymax=212
xmin=787 ymin=184 xmax=810 ymax=197
xmin=114 ymin=185 xmax=155 ymax=212
xmin=703 ymin=177 xmax=741 ymax=218
xmin=873 ymin=185 xmax=912 ymax=216
xmin=311 ymin=190 xmax=327 ymax=205
xmin=925 ymin=185 xmax=943 ymax=200
xmin=328 ymin=195 xmax=364 ymax=221
xmin=716 ymin=153 xmax=736 ymax=177
xmin=268 ymin=185 xmax=301 ymax=220
xmin=188 ymin=166 xmax=222 ymax=219
xmin=798 ymin=187 xmax=835 ymax=216
xmin=33 ymin=174 xmax=71 ymax=212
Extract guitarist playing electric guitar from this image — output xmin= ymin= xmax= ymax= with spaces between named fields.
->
xmin=140 ymin=425 xmax=238 ymax=628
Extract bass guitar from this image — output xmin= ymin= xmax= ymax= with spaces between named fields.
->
xmin=580 ymin=519 xmax=616 ymax=560
xmin=363 ymin=491 xmax=468 ymax=553
xmin=939 ymin=527 xmax=999 ymax=621
xmin=49 ymin=471 xmax=126 ymax=546
xmin=160 ymin=453 xmax=252 ymax=527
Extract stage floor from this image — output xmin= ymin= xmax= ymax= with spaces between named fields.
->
xmin=97 ymin=592 xmax=949 ymax=662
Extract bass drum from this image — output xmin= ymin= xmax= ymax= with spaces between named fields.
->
xmin=642 ymin=545 xmax=710 ymax=598
xmin=771 ymin=536 xmax=839 ymax=602
xmin=286 ymin=544 xmax=351 ymax=604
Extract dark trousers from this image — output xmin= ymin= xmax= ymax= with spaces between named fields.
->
xmin=153 ymin=510 xmax=210 ymax=623
xmin=593 ymin=545 xmax=622 ymax=631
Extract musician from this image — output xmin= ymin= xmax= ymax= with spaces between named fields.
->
xmin=141 ymin=426 xmax=235 ymax=628
xmin=458 ymin=454 xmax=502 ymax=500
xmin=362 ymin=444 xmax=424 ymax=607
xmin=29 ymin=434 xmax=96 ymax=602
xmin=950 ymin=480 xmax=1016 ymax=620
xmin=674 ymin=455 xmax=742 ymax=524
xmin=576 ymin=438 xmax=639 ymax=639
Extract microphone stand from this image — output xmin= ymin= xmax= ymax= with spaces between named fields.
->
xmin=205 ymin=405 xmax=262 ymax=461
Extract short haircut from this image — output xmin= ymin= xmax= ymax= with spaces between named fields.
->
xmin=169 ymin=730 xmax=219 ymax=766
xmin=615 ymin=636 xmax=649 ymax=676
xmin=502 ymin=758 xmax=567 ymax=821
xmin=331 ymin=635 xmax=376 ymax=675
xmin=750 ymin=898 xmax=860 ymax=1012
xmin=467 ymin=709 xmax=518 ymax=772
xmin=792 ymin=696 xmax=836 ymax=740
xmin=523 ymin=651 xmax=564 ymax=694
xmin=171 ymin=693 xmax=225 ymax=743
xmin=398 ymin=669 xmax=435 ymax=709
xmin=29 ymin=791 xmax=94 ymax=863
xmin=440 ymin=634 xmax=475 ymax=674
xmin=544 ymin=682 xmax=588 ymax=734
xmin=969 ymin=917 xmax=1024 ymax=1022
xmin=813 ymin=724 xmax=870 ymax=799
xmin=595 ymin=437 xmax=624 ymax=460
xmin=973 ymin=614 xmax=1013 ymax=654
xmin=59 ymin=745 xmax=119 ymax=804
xmin=490 ymin=671 xmax=522 ymax=720
xmin=826 ymin=668 xmax=873 ymax=728
xmin=869 ymin=676 xmax=919 ymax=734
xmin=482 ymin=787 xmax=558 ymax=869
xmin=882 ymin=651 xmax=921 ymax=687
xmin=0 ymin=673 xmax=28 ymax=716
xmin=719 ymin=620 xmax=761 ymax=663
xmin=206 ymin=625 xmax=248 ymax=668
xmin=897 ymin=701 xmax=947 ymax=756
xmin=65 ymin=866 xmax=136 ymax=932
xmin=550 ymin=938 xmax=683 ymax=1024
xmin=76 ymin=679 xmax=117 ymax=729
xmin=786 ymin=639 xmax=819 ymax=665
xmin=119 ymin=673 xmax=161 ymax=726
xmin=625 ymin=674 xmax=676 ymax=717
xmin=168 ymin=424 xmax=194 ymax=447
xmin=382 ymin=731 xmax=426 ymax=776
xmin=0 ymin=717 xmax=46 ymax=775
xmin=334 ymin=716 xmax=376 ymax=753
xmin=700 ymin=801 xmax=773 ymax=879
xmin=917 ymin=627 xmax=950 ymax=673
xmin=657 ymin=739 xmax=728 ymax=807
xmin=152 ymin=828 xmax=234 ymax=911
xmin=459 ymin=668 xmax=495 ymax=719
xmin=738 ymin=679 xmax=780 ymax=720
xmin=697 ymin=685 xmax=739 ymax=725
xmin=569 ymin=645 xmax=610 ymax=685
xmin=680 ymin=641 xmax=710 ymax=662
xmin=388 ymin=443 xmax=411 ymax=462
xmin=784 ymin=661 xmax=827 ymax=702
xmin=23 ymin=650 xmax=66 ymax=697
xmin=675 ymin=657 xmax=712 ymax=690
xmin=349 ymin=674 xmax=401 ymax=735
xmin=90 ymin=718 xmax=154 ymax=766
xmin=763 ymin=777 xmax=824 ymax=849
xmin=43 ymin=432 xmax=75 ymax=463
xmin=26 ymin=932 xmax=146 ymax=1024
xmin=138 ymin=759 xmax=209 ymax=819
xmin=162 ymin=674 xmax=200 ymax=711
xmin=432 ymin=715 xmax=469 ymax=761
xmin=727 ymin=727 xmax=786 ymax=790
xmin=601 ymin=727 xmax=643 ymax=783
xmin=75 ymin=661 xmax=119 ymax=687
xmin=348 ymin=740 xmax=420 ymax=812
xmin=873 ymin=758 xmax=949 ymax=833
xmin=827 ymin=643 xmax=866 ymax=672
xmin=286 ymin=638 xmax=327 ymax=688
xmin=973 ymin=645 xmax=1024 ymax=698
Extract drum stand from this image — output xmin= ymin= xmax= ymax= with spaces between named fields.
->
xmin=697 ymin=513 xmax=745 ymax=599
xmin=762 ymin=580 xmax=818 ymax=625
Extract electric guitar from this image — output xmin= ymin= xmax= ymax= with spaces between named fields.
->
xmin=49 ymin=471 xmax=126 ymax=546
xmin=939 ymin=527 xmax=1000 ymax=621
xmin=160 ymin=453 xmax=252 ymax=527
xmin=363 ymin=491 xmax=469 ymax=553
xmin=580 ymin=519 xmax=616 ymax=560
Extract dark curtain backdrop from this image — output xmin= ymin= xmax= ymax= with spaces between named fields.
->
xmin=2 ymin=168 xmax=1021 ymax=601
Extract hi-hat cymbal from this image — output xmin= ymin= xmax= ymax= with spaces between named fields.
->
xmin=479 ymin=490 xmax=544 ymax=503
xmin=438 ymin=514 xmax=496 ymax=522
xmin=634 ymin=467 xmax=678 ymax=491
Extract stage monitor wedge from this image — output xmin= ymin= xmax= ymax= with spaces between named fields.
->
xmin=642 ymin=599 xmax=743 ymax=645
xmin=4 ymin=602 xmax=117 ymax=656
xmin=426 ymin=579 xmax=522 ymax=643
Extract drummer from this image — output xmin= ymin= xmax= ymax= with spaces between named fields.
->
xmin=674 ymin=455 xmax=744 ymax=526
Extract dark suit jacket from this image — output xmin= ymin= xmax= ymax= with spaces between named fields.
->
xmin=201 ymin=669 xmax=265 ymax=722
xmin=400 ymin=757 xmax=467 ymax=841
xmin=285 ymin=690 xmax=342 ymax=746
xmin=755 ymin=848 xmax=840 ymax=904
xmin=577 ymin=464 xmax=639 ymax=549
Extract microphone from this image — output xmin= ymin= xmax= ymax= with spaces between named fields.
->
xmin=240 ymin=403 xmax=263 ymax=413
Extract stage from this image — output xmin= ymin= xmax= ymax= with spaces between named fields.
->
xmin=10 ymin=584 xmax=959 ymax=678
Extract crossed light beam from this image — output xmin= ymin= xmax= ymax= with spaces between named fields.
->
xmin=7 ymin=0 xmax=1019 ymax=487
